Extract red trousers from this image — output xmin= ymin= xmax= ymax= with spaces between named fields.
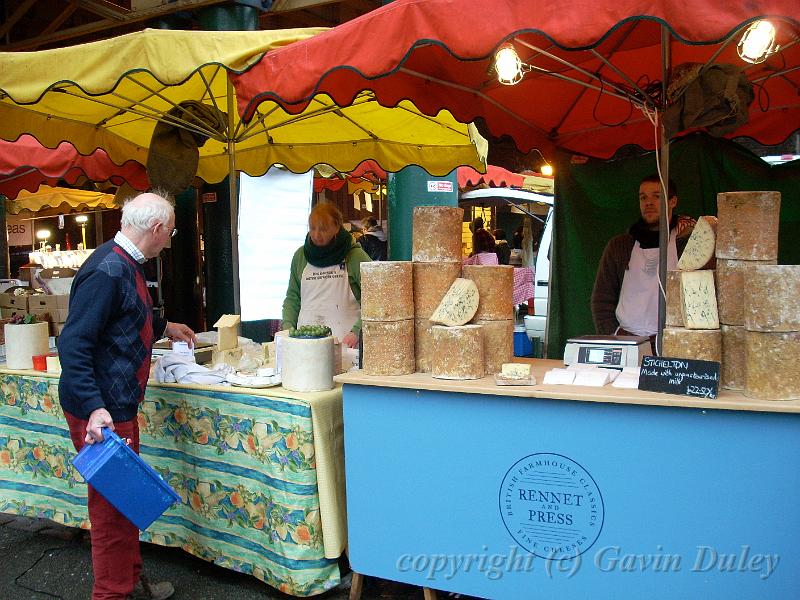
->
xmin=66 ymin=413 xmax=142 ymax=600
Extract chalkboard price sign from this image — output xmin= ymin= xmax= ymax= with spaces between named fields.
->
xmin=637 ymin=355 xmax=720 ymax=399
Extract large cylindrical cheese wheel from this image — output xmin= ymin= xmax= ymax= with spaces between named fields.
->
xmin=661 ymin=327 xmax=721 ymax=363
xmin=412 ymin=206 xmax=464 ymax=262
xmin=721 ymin=324 xmax=745 ymax=390
xmin=743 ymin=265 xmax=800 ymax=332
xmin=361 ymin=261 xmax=413 ymax=321
xmin=281 ymin=335 xmax=334 ymax=392
xmin=414 ymin=318 xmax=434 ymax=373
xmin=362 ymin=319 xmax=415 ymax=376
xmin=665 ymin=270 xmax=684 ymax=327
xmin=744 ymin=330 xmax=800 ymax=400
xmin=716 ymin=259 xmax=776 ymax=325
xmin=413 ymin=262 xmax=462 ymax=318
xmin=716 ymin=191 xmax=780 ymax=260
xmin=473 ymin=319 xmax=513 ymax=375
xmin=431 ymin=324 xmax=484 ymax=380
xmin=463 ymin=264 xmax=514 ymax=320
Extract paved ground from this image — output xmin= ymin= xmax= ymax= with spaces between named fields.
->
xmin=0 ymin=513 xmax=464 ymax=600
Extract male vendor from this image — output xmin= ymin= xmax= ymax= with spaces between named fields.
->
xmin=591 ymin=175 xmax=695 ymax=339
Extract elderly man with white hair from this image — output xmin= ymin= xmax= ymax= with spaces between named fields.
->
xmin=58 ymin=191 xmax=194 ymax=600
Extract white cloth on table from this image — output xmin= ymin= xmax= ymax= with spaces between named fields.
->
xmin=154 ymin=353 xmax=232 ymax=385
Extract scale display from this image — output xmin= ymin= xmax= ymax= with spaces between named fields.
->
xmin=579 ymin=345 xmax=624 ymax=366
xmin=563 ymin=335 xmax=652 ymax=369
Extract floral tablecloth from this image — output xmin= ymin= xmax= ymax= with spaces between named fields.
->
xmin=0 ymin=371 xmax=345 ymax=596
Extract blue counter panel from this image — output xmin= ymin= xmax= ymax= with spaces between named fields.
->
xmin=342 ymin=384 xmax=800 ymax=599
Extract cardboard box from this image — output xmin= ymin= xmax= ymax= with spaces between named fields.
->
xmin=0 ymin=293 xmax=13 ymax=308
xmin=27 ymin=295 xmax=68 ymax=311
xmin=57 ymin=295 xmax=70 ymax=309
xmin=213 ymin=314 xmax=240 ymax=351
xmin=1 ymin=308 xmax=23 ymax=319
xmin=5 ymin=294 xmax=29 ymax=311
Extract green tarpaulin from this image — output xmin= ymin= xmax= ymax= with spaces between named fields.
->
xmin=549 ymin=132 xmax=800 ymax=359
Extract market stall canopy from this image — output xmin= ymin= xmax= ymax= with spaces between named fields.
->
xmin=0 ymin=28 xmax=487 ymax=187
xmin=0 ymin=135 xmax=148 ymax=200
xmin=6 ymin=185 xmax=118 ymax=215
xmin=233 ymin=0 xmax=800 ymax=159
xmin=458 ymin=165 xmax=525 ymax=189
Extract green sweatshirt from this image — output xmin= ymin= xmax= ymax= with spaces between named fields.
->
xmin=281 ymin=238 xmax=371 ymax=334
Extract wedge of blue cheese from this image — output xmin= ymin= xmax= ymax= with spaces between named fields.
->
xmin=429 ymin=278 xmax=479 ymax=326
xmin=500 ymin=363 xmax=531 ymax=378
xmin=677 ymin=216 xmax=717 ymax=271
xmin=679 ymin=270 xmax=719 ymax=329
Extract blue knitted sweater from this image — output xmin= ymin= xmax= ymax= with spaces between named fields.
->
xmin=58 ymin=240 xmax=166 ymax=422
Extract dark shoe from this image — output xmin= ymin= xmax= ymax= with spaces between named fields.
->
xmin=132 ymin=576 xmax=175 ymax=600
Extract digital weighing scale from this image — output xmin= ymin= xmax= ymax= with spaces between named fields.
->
xmin=563 ymin=335 xmax=652 ymax=369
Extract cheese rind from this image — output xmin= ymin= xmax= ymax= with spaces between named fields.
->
xmin=431 ymin=324 xmax=484 ymax=380
xmin=429 ymin=278 xmax=479 ymax=326
xmin=473 ymin=319 xmax=513 ymax=375
xmin=679 ymin=270 xmax=719 ymax=329
xmin=677 ymin=216 xmax=717 ymax=271
xmin=662 ymin=327 xmax=722 ymax=363
xmin=413 ymin=262 xmax=462 ymax=319
xmin=412 ymin=206 xmax=464 ymax=262
xmin=716 ymin=258 xmax=776 ymax=325
xmin=743 ymin=265 xmax=800 ymax=332
xmin=360 ymin=261 xmax=414 ymax=321
xmin=665 ymin=270 xmax=684 ymax=327
xmin=462 ymin=264 xmax=514 ymax=321
xmin=716 ymin=191 xmax=780 ymax=260
xmin=721 ymin=324 xmax=745 ymax=390
xmin=282 ymin=336 xmax=335 ymax=392
xmin=362 ymin=319 xmax=415 ymax=376
xmin=501 ymin=363 xmax=532 ymax=378
xmin=414 ymin=318 xmax=434 ymax=373
xmin=744 ymin=330 xmax=800 ymax=400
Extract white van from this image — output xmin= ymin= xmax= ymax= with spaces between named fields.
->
xmin=459 ymin=188 xmax=554 ymax=354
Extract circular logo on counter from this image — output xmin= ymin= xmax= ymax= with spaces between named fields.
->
xmin=499 ymin=453 xmax=604 ymax=560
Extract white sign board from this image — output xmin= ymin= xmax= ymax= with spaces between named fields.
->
xmin=426 ymin=180 xmax=454 ymax=193
xmin=6 ymin=214 xmax=33 ymax=247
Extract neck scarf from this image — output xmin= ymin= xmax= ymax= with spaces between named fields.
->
xmin=629 ymin=215 xmax=678 ymax=249
xmin=303 ymin=226 xmax=352 ymax=267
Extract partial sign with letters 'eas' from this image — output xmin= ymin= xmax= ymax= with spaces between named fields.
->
xmin=638 ymin=355 xmax=720 ymax=399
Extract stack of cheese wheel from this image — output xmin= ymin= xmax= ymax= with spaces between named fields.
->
xmin=411 ymin=205 xmax=464 ymax=372
xmin=662 ymin=216 xmax=721 ymax=364
xmin=428 ymin=278 xmax=483 ymax=379
xmin=463 ymin=264 xmax=514 ymax=375
xmin=360 ymin=261 xmax=415 ymax=375
xmin=715 ymin=191 xmax=780 ymax=392
xmin=743 ymin=265 xmax=800 ymax=400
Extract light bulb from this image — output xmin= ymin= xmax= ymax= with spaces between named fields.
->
xmin=738 ymin=20 xmax=778 ymax=64
xmin=494 ymin=44 xmax=523 ymax=85
xmin=540 ymin=164 xmax=554 ymax=177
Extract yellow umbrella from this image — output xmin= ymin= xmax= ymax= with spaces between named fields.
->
xmin=0 ymin=28 xmax=487 ymax=308
xmin=7 ymin=185 xmax=118 ymax=215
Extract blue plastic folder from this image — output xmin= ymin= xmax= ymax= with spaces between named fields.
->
xmin=71 ymin=427 xmax=180 ymax=530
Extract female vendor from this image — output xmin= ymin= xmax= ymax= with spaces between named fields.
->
xmin=281 ymin=202 xmax=371 ymax=348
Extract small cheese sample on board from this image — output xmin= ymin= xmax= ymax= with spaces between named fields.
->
xmin=412 ymin=205 xmax=464 ymax=262
xmin=431 ymin=324 xmax=484 ymax=380
xmin=362 ymin=319 xmax=415 ymax=376
xmin=716 ymin=258 xmax=776 ymax=325
xmin=721 ymin=324 xmax=745 ymax=390
xmin=413 ymin=262 xmax=462 ymax=319
xmin=462 ymin=264 xmax=514 ymax=321
xmin=429 ymin=278 xmax=479 ymax=326
xmin=665 ymin=270 xmax=684 ymax=327
xmin=662 ymin=327 xmax=722 ymax=363
xmin=474 ymin=319 xmax=513 ymax=375
xmin=716 ymin=191 xmax=780 ymax=260
xmin=414 ymin=318 xmax=434 ymax=373
xmin=361 ymin=261 xmax=414 ymax=321
xmin=679 ymin=270 xmax=719 ymax=329
xmin=501 ymin=363 xmax=532 ymax=378
xmin=744 ymin=330 xmax=800 ymax=400
xmin=743 ymin=265 xmax=800 ymax=332
xmin=677 ymin=216 xmax=717 ymax=271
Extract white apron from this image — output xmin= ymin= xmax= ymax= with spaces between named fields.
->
xmin=297 ymin=259 xmax=360 ymax=342
xmin=615 ymin=232 xmax=678 ymax=337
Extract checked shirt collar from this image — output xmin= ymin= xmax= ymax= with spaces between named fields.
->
xmin=114 ymin=231 xmax=146 ymax=264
